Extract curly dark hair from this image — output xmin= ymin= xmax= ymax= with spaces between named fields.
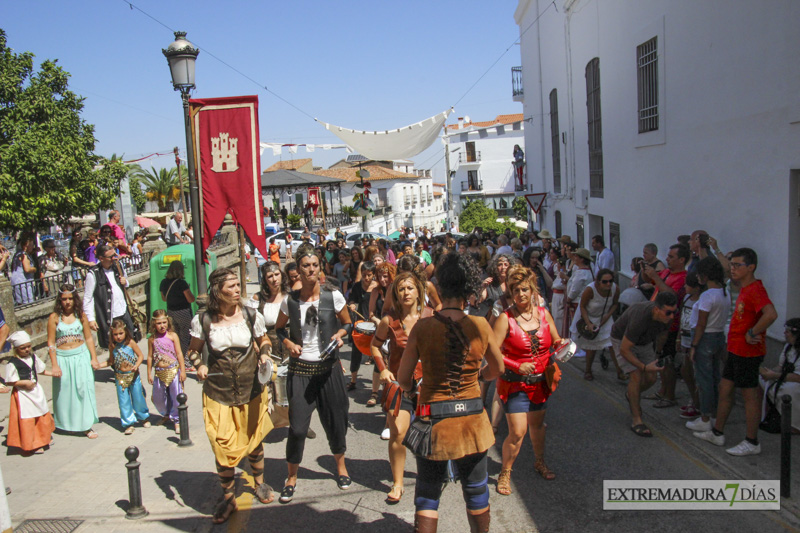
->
xmin=53 ymin=284 xmax=84 ymax=319
xmin=435 ymin=252 xmax=483 ymax=302
xmin=258 ymin=261 xmax=288 ymax=303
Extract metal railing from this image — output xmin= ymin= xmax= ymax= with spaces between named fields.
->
xmin=512 ymin=66 xmax=524 ymax=99
xmin=11 ymin=252 xmax=153 ymax=310
xmin=458 ymin=151 xmax=482 ymax=164
xmin=461 ymin=180 xmax=483 ymax=192
xmin=325 ymin=213 xmax=352 ymax=227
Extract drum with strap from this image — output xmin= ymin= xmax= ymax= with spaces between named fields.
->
xmin=352 ymin=320 xmax=376 ymax=356
xmin=273 ymin=364 xmax=290 ymax=407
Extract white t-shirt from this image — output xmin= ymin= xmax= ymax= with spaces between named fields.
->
xmin=496 ymin=245 xmax=512 ymax=256
xmin=190 ymin=311 xmax=267 ymax=352
xmin=693 ymin=287 xmax=730 ymax=333
xmin=279 ymin=290 xmax=346 ymax=362
xmin=5 ymin=355 xmax=49 ymax=419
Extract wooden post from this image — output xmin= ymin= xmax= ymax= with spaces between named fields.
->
xmin=238 ymin=225 xmax=248 ymax=298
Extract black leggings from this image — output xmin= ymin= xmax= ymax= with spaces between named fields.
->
xmin=286 ymin=367 xmax=350 ymax=464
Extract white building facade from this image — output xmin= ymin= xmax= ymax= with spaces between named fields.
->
xmin=514 ymin=0 xmax=800 ymax=341
xmin=445 ymin=114 xmax=526 ymax=219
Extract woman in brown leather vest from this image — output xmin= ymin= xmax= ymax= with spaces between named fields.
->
xmin=370 ymin=270 xmax=430 ymax=504
xmin=398 ymin=253 xmax=504 ymax=533
xmin=186 ymin=268 xmax=275 ymax=524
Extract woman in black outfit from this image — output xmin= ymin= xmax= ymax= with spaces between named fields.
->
xmin=160 ymin=260 xmax=196 ymax=356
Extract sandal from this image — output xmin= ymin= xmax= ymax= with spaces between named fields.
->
xmin=386 ymin=485 xmax=404 ymax=504
xmin=366 ymin=392 xmax=379 ymax=407
xmin=346 ymin=381 xmax=357 ymax=391
xmin=534 ymin=459 xmax=556 ymax=481
xmin=255 ymin=482 xmax=274 ymax=504
xmin=630 ymin=423 xmax=653 ymax=437
xmin=212 ymin=497 xmax=237 ymax=524
xmin=617 ymin=371 xmax=629 ymax=381
xmin=124 ymin=426 xmax=135 ymax=435
xmin=583 ymin=371 xmax=594 ymax=381
xmin=496 ymin=469 xmax=512 ymax=495
xmin=85 ymin=430 xmax=99 ymax=439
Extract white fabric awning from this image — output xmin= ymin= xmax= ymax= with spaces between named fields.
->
xmin=316 ymin=108 xmax=453 ymax=161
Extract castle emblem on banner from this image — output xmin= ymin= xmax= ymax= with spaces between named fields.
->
xmin=211 ymin=132 xmax=239 ymax=172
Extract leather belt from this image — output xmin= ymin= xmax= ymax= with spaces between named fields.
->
xmin=416 ymin=397 xmax=484 ymax=419
xmin=288 ymin=357 xmax=337 ymax=376
xmin=552 ymin=289 xmax=565 ymax=294
xmin=501 ymin=369 xmax=546 ymax=384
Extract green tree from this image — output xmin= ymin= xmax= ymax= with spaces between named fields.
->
xmin=512 ymin=196 xmax=528 ymax=221
xmin=133 ymin=165 xmax=187 ymax=212
xmin=458 ymin=199 xmax=500 ymax=233
xmin=0 ymin=29 xmax=126 ymax=230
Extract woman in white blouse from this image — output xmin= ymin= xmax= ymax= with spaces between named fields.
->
xmin=186 ymin=268 xmax=275 ymax=524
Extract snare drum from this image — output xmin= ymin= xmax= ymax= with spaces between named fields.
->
xmin=553 ymin=338 xmax=577 ymax=363
xmin=352 ymin=320 xmax=376 ymax=356
xmin=273 ymin=364 xmax=289 ymax=407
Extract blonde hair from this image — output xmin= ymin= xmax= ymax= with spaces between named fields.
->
xmin=506 ymin=265 xmax=539 ymax=297
xmin=149 ymin=309 xmax=175 ymax=335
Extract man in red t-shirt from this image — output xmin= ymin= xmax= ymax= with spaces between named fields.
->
xmin=642 ymin=244 xmax=688 ymax=407
xmin=693 ymin=247 xmax=777 ymax=456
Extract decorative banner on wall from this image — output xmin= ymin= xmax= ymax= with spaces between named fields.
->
xmin=190 ymin=95 xmax=268 ymax=261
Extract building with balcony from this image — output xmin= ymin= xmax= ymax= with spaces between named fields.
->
xmin=314 ymin=157 xmax=446 ymax=232
xmin=513 ymin=0 xmax=800 ymax=343
xmin=445 ymin=114 xmax=526 ymax=221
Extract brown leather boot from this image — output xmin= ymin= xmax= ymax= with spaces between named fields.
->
xmin=467 ymin=506 xmax=490 ymax=533
xmin=414 ymin=514 xmax=438 ymax=533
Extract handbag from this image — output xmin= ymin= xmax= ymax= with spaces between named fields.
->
xmin=544 ymin=362 xmax=562 ymax=393
xmin=759 ymin=397 xmax=782 ymax=434
xmin=403 ymin=417 xmax=433 ymax=457
xmin=576 ymin=287 xmax=610 ymax=341
xmin=759 ymin=345 xmax=798 ymax=433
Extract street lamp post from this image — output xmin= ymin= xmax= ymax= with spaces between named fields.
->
xmin=163 ymin=31 xmax=206 ymax=295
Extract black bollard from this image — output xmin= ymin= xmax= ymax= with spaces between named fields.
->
xmin=177 ymin=393 xmax=193 ymax=447
xmin=124 ymin=446 xmax=148 ymax=519
xmin=780 ymin=395 xmax=792 ymax=498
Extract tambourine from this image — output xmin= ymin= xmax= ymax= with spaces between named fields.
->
xmin=552 ymin=338 xmax=577 ymax=363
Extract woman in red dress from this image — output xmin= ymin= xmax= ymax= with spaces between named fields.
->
xmin=492 ymin=265 xmax=566 ymax=495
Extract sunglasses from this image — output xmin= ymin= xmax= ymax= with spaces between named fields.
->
xmin=664 ymin=310 xmax=676 ymax=317
xmin=599 ymin=279 xmax=613 ymax=285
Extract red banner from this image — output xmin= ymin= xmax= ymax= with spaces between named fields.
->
xmin=307 ymin=186 xmax=320 ymax=217
xmin=189 ymin=95 xmax=268 ymax=261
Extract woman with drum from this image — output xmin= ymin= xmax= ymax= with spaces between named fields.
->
xmin=397 ymin=253 xmax=504 ymax=533
xmin=275 ymin=243 xmax=353 ymax=501
xmin=346 ymin=261 xmax=376 ymax=392
xmin=492 ymin=265 xmax=566 ymax=496
xmin=371 ymin=270 xmax=432 ymax=503
xmin=185 ymin=268 xmax=275 ymax=524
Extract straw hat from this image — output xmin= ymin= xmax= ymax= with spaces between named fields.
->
xmin=557 ymin=235 xmax=572 ymax=244
xmin=537 ymin=229 xmax=553 ymax=240
xmin=574 ymin=248 xmax=592 ymax=262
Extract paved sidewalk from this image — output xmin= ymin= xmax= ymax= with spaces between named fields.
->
xmin=565 ymin=351 xmax=800 ymax=520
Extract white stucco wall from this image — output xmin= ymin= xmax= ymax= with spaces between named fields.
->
xmin=515 ymin=0 xmax=800 ymax=339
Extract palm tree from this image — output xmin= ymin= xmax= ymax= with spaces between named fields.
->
xmin=134 ymin=166 xmax=187 ymax=212
xmin=107 ymin=153 xmax=148 ymax=212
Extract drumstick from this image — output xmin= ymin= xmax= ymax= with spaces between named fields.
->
xmin=351 ymin=309 xmax=367 ymax=320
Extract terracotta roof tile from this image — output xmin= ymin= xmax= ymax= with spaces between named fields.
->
xmin=433 ymin=182 xmax=446 ymax=187
xmin=313 ymin=165 xmax=420 ymax=182
xmin=446 ymin=113 xmax=524 ymax=131
xmin=433 ymin=192 xmax=444 ymax=197
xmin=265 ymin=158 xmax=312 ymax=172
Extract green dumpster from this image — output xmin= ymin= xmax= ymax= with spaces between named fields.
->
xmin=149 ymin=244 xmax=217 ymax=316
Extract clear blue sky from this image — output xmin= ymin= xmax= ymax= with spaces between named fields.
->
xmin=2 ymin=0 xmax=523 ymax=177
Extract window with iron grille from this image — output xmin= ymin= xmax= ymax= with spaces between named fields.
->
xmin=637 ymin=37 xmax=658 ymax=133
xmin=549 ymin=89 xmax=561 ymax=194
xmin=585 ymin=57 xmax=603 ymax=198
